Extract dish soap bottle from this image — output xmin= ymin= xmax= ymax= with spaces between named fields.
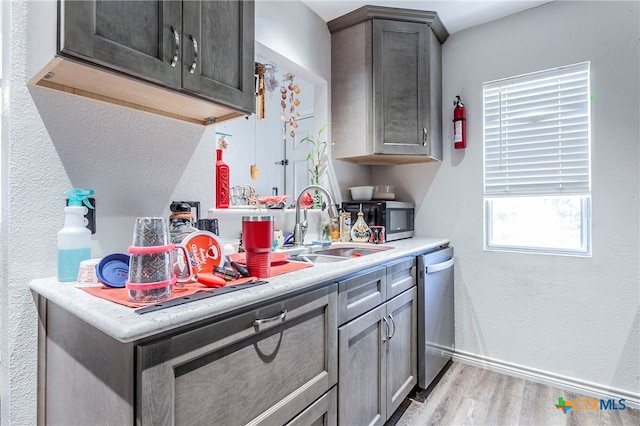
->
xmin=350 ymin=205 xmax=371 ymax=243
xmin=57 ymin=189 xmax=94 ymax=282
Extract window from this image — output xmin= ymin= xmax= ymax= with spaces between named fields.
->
xmin=483 ymin=62 xmax=591 ymax=256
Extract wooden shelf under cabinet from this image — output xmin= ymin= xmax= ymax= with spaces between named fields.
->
xmin=29 ymin=56 xmax=248 ymax=126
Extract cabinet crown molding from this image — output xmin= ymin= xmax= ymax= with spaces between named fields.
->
xmin=328 ymin=5 xmax=449 ymax=44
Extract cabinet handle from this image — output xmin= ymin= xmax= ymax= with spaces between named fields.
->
xmin=189 ymin=35 xmax=198 ymax=74
xmin=387 ymin=314 xmax=396 ymax=340
xmin=170 ymin=26 xmax=180 ymax=68
xmin=422 ymin=127 xmax=428 ymax=148
xmin=253 ymin=309 xmax=287 ymax=331
xmin=382 ymin=316 xmax=390 ymax=342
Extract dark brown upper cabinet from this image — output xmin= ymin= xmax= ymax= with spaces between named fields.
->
xmin=330 ymin=6 xmax=448 ymax=164
xmin=31 ymin=0 xmax=255 ymax=125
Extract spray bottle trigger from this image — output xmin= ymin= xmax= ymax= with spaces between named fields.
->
xmin=63 ymin=188 xmax=96 ymax=234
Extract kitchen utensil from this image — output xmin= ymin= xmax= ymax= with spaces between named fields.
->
xmin=231 ymin=260 xmax=250 ymax=277
xmin=242 ymin=215 xmax=274 ymax=278
xmin=76 ymin=258 xmax=101 ymax=286
xmin=96 ymin=253 xmax=130 ymax=288
xmin=223 ymin=253 xmax=250 ymax=277
xmin=134 ymin=280 xmax=269 ymax=314
xmin=212 ymin=265 xmax=240 ymax=281
xmin=372 ymin=185 xmax=396 ymax=200
xmin=349 ymin=186 xmax=374 ymax=201
xmin=172 ymin=231 xmax=225 ymax=277
xmin=126 ymin=217 xmax=193 ymax=303
xmin=197 ymin=273 xmax=227 ymax=288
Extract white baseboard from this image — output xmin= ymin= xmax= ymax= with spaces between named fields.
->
xmin=452 ymin=350 xmax=639 ymax=410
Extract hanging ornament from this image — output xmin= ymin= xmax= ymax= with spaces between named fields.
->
xmin=250 ymin=164 xmax=260 ymax=180
xmin=254 ymin=62 xmax=266 ymax=120
xmin=281 ymin=73 xmax=301 ymax=138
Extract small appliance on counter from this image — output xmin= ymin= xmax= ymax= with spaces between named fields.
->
xmin=341 ymin=200 xmax=414 ymax=242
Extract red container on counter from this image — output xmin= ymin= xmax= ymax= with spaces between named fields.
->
xmin=242 ymin=216 xmax=274 ymax=278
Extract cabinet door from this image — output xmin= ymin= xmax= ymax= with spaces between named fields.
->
xmin=61 ymin=0 xmax=182 ymax=88
xmin=338 ymin=303 xmax=387 ymax=426
xmin=137 ymin=284 xmax=337 ymax=426
xmin=372 ymin=19 xmax=429 ymax=156
xmin=385 ymin=287 xmax=417 ymax=416
xmin=182 ymin=0 xmax=255 ymax=113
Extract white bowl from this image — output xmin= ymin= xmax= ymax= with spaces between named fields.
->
xmin=373 ymin=185 xmax=396 ymax=200
xmin=349 ymin=186 xmax=374 ymax=201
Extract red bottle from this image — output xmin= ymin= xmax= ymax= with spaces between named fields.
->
xmin=216 ymin=149 xmax=230 ymax=208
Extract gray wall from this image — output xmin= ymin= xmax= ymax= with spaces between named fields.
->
xmin=376 ymin=0 xmax=639 ymax=400
xmin=0 ymin=1 xmax=336 ymax=423
xmin=1 ymin=1 xmax=638 ymax=424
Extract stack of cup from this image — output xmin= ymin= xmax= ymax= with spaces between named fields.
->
xmin=127 ymin=217 xmax=192 ymax=303
xmin=242 ymin=216 xmax=274 ymax=278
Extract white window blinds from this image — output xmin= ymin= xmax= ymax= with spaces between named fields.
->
xmin=483 ymin=62 xmax=590 ymax=196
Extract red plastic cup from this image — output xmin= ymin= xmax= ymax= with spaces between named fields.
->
xmin=242 ymin=216 xmax=274 ymax=278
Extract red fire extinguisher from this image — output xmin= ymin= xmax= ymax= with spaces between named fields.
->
xmin=453 ymin=95 xmax=466 ymax=149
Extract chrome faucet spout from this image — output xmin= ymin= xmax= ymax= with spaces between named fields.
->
xmin=293 ymin=185 xmax=338 ymax=246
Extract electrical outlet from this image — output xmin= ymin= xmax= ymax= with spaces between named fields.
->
xmin=66 ymin=197 xmax=96 ymax=234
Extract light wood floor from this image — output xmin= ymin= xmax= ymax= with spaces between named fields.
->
xmin=387 ymin=362 xmax=639 ymax=425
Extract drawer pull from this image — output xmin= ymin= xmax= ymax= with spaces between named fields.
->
xmin=253 ymin=309 xmax=287 ymax=330
xmin=170 ymin=26 xmax=179 ymax=67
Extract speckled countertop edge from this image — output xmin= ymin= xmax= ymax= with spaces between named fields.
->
xmin=30 ymin=237 xmax=449 ymax=343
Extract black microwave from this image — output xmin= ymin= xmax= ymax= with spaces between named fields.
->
xmin=341 ymin=201 xmax=415 ymax=242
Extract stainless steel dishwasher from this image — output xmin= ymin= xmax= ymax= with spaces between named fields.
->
xmin=417 ymin=246 xmax=454 ymax=389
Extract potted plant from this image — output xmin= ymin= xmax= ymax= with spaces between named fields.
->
xmin=300 ymin=124 xmax=331 ymax=209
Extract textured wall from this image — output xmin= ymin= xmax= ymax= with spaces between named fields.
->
xmin=0 ymin=1 xmax=334 ymax=423
xmin=377 ymin=0 xmax=640 ymax=399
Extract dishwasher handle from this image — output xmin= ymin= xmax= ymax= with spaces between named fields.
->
xmin=426 ymin=257 xmax=454 ymax=274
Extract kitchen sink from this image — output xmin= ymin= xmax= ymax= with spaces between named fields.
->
xmin=288 ymin=244 xmax=393 ymax=264
xmin=313 ymin=246 xmax=392 ymax=257
xmin=293 ymin=254 xmax=351 ymax=264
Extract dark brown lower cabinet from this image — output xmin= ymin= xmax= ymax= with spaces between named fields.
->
xmin=337 ymin=257 xmax=417 ymax=425
xmin=39 ymin=257 xmax=418 ymax=426
xmin=40 ymin=284 xmax=337 ymax=425
xmin=137 ymin=284 xmax=337 ymax=425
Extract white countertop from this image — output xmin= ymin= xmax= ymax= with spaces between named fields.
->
xmin=30 ymin=237 xmax=449 ymax=343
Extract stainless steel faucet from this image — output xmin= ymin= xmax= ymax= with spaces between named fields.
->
xmin=293 ymin=185 xmax=339 ymax=246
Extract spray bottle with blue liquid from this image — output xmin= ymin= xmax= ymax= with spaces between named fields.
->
xmin=57 ymin=189 xmax=94 ymax=282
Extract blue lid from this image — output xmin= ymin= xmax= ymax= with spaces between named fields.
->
xmin=96 ymin=253 xmax=130 ymax=288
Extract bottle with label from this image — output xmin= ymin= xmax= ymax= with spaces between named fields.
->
xmin=216 ymin=148 xmax=230 ymax=208
xmin=330 ymin=217 xmax=340 ymax=242
xmin=339 ymin=211 xmax=352 ymax=242
xmin=57 ymin=189 xmax=94 ymax=282
xmin=350 ymin=208 xmax=371 ymax=243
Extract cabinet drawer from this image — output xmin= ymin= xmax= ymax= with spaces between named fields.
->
xmin=286 ymin=387 xmax=337 ymax=426
xmin=137 ymin=284 xmax=337 ymax=425
xmin=338 ymin=267 xmax=386 ymax=325
xmin=386 ymin=257 xmax=416 ymax=299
